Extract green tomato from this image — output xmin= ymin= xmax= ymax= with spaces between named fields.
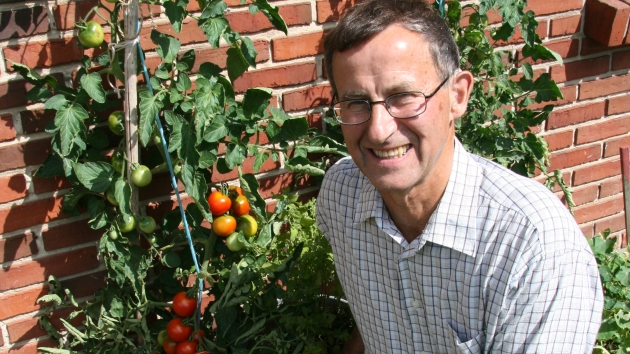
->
xmin=131 ymin=165 xmax=152 ymax=187
xmin=108 ymin=111 xmax=125 ymax=136
xmin=138 ymin=216 xmax=156 ymax=234
xmin=111 ymin=150 xmax=125 ymax=174
xmin=226 ymin=232 xmax=245 ymax=252
xmin=237 ymin=215 xmax=258 ymax=237
xmin=108 ymin=229 xmax=119 ymax=240
xmin=79 ymin=21 xmax=104 ymax=48
xmin=106 ymin=187 xmax=118 ymax=206
xmin=116 ymin=214 xmax=136 ymax=233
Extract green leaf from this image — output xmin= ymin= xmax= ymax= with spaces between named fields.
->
xmin=252 ymin=151 xmax=269 ymax=173
xmin=226 ymin=143 xmax=247 ymax=168
xmin=176 ymin=72 xmax=192 ymax=92
xmin=163 ymin=251 xmax=181 ymax=268
xmin=55 ymin=104 xmax=89 ymax=156
xmin=178 ymin=49 xmax=196 ymax=71
xmin=240 ymin=37 xmax=257 ymax=67
xmin=73 ymin=161 xmax=114 ymax=192
xmin=521 ymin=62 xmax=533 ymax=80
xmin=242 ymin=88 xmax=272 ymax=119
xmin=239 ymin=171 xmax=267 ymax=221
xmin=279 ymin=117 xmax=309 ymax=141
xmin=204 ymin=115 xmax=228 ymax=142
xmin=199 ymin=62 xmax=222 ymax=79
xmin=115 ymin=178 xmax=132 ymax=215
xmin=86 ymin=129 xmax=109 ymax=149
xmin=11 ymin=61 xmax=46 ymax=84
xmin=256 ymin=222 xmax=273 ymax=247
xmin=139 ymin=90 xmax=165 ymax=147
xmin=34 ymin=154 xmax=65 ymax=178
xmin=202 ymin=17 xmax=229 ymax=48
xmin=44 ymin=94 xmax=68 ymax=110
xmin=251 ymin=0 xmax=287 ymax=34
xmin=163 ymin=0 xmax=188 ymax=33
xmin=522 ymin=44 xmax=563 ymax=65
xmin=200 ymin=0 xmax=228 ymax=19
xmin=79 ymin=72 xmax=106 ymax=103
xmin=286 ymin=156 xmax=325 ymax=176
xmin=150 ymin=30 xmax=181 ymax=63
xmin=227 ymin=47 xmax=250 ymax=82
xmin=531 ymin=74 xmax=562 ymax=103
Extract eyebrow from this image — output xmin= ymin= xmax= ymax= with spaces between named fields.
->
xmin=339 ymin=82 xmax=426 ymax=101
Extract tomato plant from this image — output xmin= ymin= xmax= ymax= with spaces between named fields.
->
xmin=207 ymin=191 xmax=231 ymax=216
xmin=164 ymin=337 xmax=178 ymax=354
xmin=157 ymin=329 xmax=169 ymax=346
xmin=226 ymin=232 xmax=244 ymax=252
xmin=116 ymin=214 xmax=136 ymax=233
xmin=132 ymin=165 xmax=152 ymax=187
xmin=176 ymin=341 xmax=197 ymax=354
xmin=172 ymin=291 xmax=197 ymax=317
xmin=138 ymin=216 xmax=156 ymax=234
xmin=78 ymin=21 xmax=104 ymax=48
xmin=167 ymin=318 xmax=193 ymax=343
xmin=108 ymin=111 xmax=125 ymax=136
xmin=231 ymin=195 xmax=250 ymax=217
xmin=237 ymin=215 xmax=258 ymax=237
xmin=213 ymin=215 xmax=236 ymax=237
xmin=111 ymin=150 xmax=125 ymax=174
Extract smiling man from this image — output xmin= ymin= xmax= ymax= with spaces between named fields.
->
xmin=315 ymin=0 xmax=604 ymax=353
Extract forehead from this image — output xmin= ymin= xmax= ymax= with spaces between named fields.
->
xmin=331 ymin=25 xmax=439 ymax=95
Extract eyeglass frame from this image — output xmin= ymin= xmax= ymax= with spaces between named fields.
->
xmin=330 ymin=76 xmax=450 ymax=125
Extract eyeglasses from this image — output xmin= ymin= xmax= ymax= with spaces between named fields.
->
xmin=331 ymin=77 xmax=449 ymax=125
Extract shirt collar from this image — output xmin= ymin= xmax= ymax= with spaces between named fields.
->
xmin=353 ymin=138 xmax=481 ymax=257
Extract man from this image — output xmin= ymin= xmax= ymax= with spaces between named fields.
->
xmin=315 ymin=0 xmax=604 ymax=353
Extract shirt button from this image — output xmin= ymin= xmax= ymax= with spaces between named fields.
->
xmin=411 ymin=301 xmax=419 ymax=308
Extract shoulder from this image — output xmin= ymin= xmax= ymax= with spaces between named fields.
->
xmin=319 ymin=157 xmax=364 ymax=202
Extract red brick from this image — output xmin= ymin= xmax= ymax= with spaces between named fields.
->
xmin=581 ymin=222 xmax=595 ymax=237
xmin=317 ymin=0 xmax=363 ymax=23
xmin=0 ymin=232 xmax=38 ymax=263
xmin=0 ymin=6 xmax=49 ymax=40
xmin=283 ymin=85 xmax=333 ymax=112
xmin=139 ymin=171 xmax=185 ymax=201
xmin=258 ymin=172 xmax=313 ymax=199
xmin=0 ymin=174 xmax=28 ymax=203
xmin=0 ymin=114 xmax=16 ymax=142
xmin=603 ymin=135 xmax=630 ymax=157
xmin=53 ymin=0 xmax=160 ymax=30
xmin=31 ymin=174 xmax=72 ymax=195
xmin=0 ymin=138 xmax=52 ymax=172
xmin=0 ymin=338 xmax=57 ymax=354
xmin=229 ymin=3 xmax=312 ymax=33
xmin=492 ymin=22 xmax=548 ymax=46
xmin=569 ymin=184 xmax=600 ymax=206
xmin=546 ymin=101 xmax=606 ymax=129
xmin=546 ymin=38 xmax=580 ymax=59
xmin=583 ymin=0 xmax=630 ymax=46
xmin=549 ymin=144 xmax=601 ymax=170
xmin=0 ymin=246 xmax=99 ymax=291
xmin=59 ymin=270 xmax=107 ymax=299
xmin=544 ymin=129 xmax=574 ymax=151
xmin=576 ymin=116 xmax=630 ymax=144
xmin=573 ymin=194 xmax=624 ymax=223
xmin=138 ymin=20 xmax=206 ymax=51
xmin=4 ymin=37 xmax=106 ymax=71
xmin=526 ymin=0 xmax=583 ymax=15
xmin=601 ymin=175 xmax=623 ymax=197
xmin=0 ymin=196 xmax=67 ymax=234
xmin=612 ymin=50 xmax=630 ymax=70
xmin=573 ymin=158 xmax=621 ymax=185
xmin=211 ymin=153 xmax=281 ymax=183
xmin=0 ymin=79 xmax=31 ymax=110
xmin=581 ymin=37 xmax=614 ymax=56
xmin=191 ymin=41 xmax=269 ymax=73
xmin=272 ymin=31 xmax=325 ymax=61
xmin=233 ymin=62 xmax=317 ymax=93
xmin=579 ymin=74 xmax=630 ymax=99
xmin=41 ymin=219 xmax=103 ymax=252
xmin=528 ymin=85 xmax=578 ymax=110
xmin=6 ymin=306 xmax=84 ymax=343
xmin=145 ymin=195 xmax=194 ymax=223
xmin=550 ymin=56 xmax=610 ymax=82
xmin=608 ymin=94 xmax=630 ymax=114
xmin=0 ymin=285 xmax=48 ymax=321
xmin=594 ymin=212 xmax=627 ymax=233
xmin=549 ymin=15 xmax=583 ymax=37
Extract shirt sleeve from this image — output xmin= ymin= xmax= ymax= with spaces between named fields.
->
xmin=492 ymin=233 xmax=604 ymax=353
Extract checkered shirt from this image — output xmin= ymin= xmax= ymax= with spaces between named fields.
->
xmin=316 ymin=139 xmax=604 ymax=354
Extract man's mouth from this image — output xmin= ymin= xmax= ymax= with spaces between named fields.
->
xmin=372 ymin=144 xmax=410 ymax=159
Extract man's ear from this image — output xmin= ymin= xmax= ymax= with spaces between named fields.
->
xmin=450 ymin=70 xmax=473 ymax=119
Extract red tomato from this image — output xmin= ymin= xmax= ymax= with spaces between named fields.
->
xmin=192 ymin=329 xmax=204 ymax=344
xmin=228 ymin=185 xmax=243 ymax=197
xmin=207 ymin=191 xmax=231 ymax=215
xmin=231 ymin=195 xmax=250 ymax=217
xmin=213 ymin=215 xmax=236 ymax=237
xmin=167 ymin=317 xmax=193 ymax=343
xmin=176 ymin=341 xmax=197 ymax=354
xmin=172 ymin=291 xmax=197 ymax=317
xmin=164 ymin=337 xmax=178 ymax=354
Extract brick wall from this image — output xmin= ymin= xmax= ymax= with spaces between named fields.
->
xmin=0 ymin=0 xmax=628 ymax=352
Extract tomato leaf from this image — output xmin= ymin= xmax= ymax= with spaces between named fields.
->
xmin=251 ymin=0 xmax=287 ymax=34
xmin=139 ymin=90 xmax=165 ymax=147
xmin=73 ymin=161 xmax=113 ymax=193
xmin=34 ymin=154 xmax=65 ymax=178
xmin=204 ymin=115 xmax=228 ymax=143
xmin=225 ymin=143 xmax=247 ymax=169
xmin=175 ymin=72 xmax=192 ymax=92
xmin=240 ymin=37 xmax=257 ymax=67
xmin=200 ymin=0 xmax=228 ymax=19
xmin=279 ymin=117 xmax=309 ymax=141
xmin=162 ymin=251 xmax=181 ymax=268
xmin=163 ymin=0 xmax=188 ymax=33
xmin=114 ymin=177 xmax=132 ymax=216
xmin=226 ymin=47 xmax=249 ymax=83
xmin=239 ymin=171 xmax=267 ymax=222
xmin=202 ymin=17 xmax=229 ymax=48
xmin=44 ymin=94 xmax=68 ymax=110
xmin=286 ymin=156 xmax=325 ymax=176
xmin=242 ymin=88 xmax=272 ymax=119
xmin=55 ymin=104 xmax=89 ymax=156
xmin=80 ymin=72 xmax=106 ymax=104
xmin=150 ymin=30 xmax=181 ymax=63
xmin=252 ymin=151 xmax=269 ymax=173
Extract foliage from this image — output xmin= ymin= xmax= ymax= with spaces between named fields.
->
xmin=590 ymin=230 xmax=630 ymax=354
xmin=15 ymin=0 xmax=573 ymax=352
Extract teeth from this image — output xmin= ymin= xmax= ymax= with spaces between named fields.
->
xmin=373 ymin=145 xmax=410 ymax=159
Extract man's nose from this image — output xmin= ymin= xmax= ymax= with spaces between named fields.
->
xmin=365 ymin=101 xmax=397 ymax=142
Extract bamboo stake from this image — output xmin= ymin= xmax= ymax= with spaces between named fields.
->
xmin=124 ymin=0 xmax=140 ymax=216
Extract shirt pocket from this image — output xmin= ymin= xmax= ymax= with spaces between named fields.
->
xmin=443 ymin=319 xmax=486 ymax=354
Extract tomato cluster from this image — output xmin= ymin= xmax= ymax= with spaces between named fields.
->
xmin=207 ymin=186 xmax=258 ymax=252
xmin=159 ymin=292 xmax=208 ymax=354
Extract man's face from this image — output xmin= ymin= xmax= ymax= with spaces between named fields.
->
xmin=331 ymin=25 xmax=460 ymax=196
